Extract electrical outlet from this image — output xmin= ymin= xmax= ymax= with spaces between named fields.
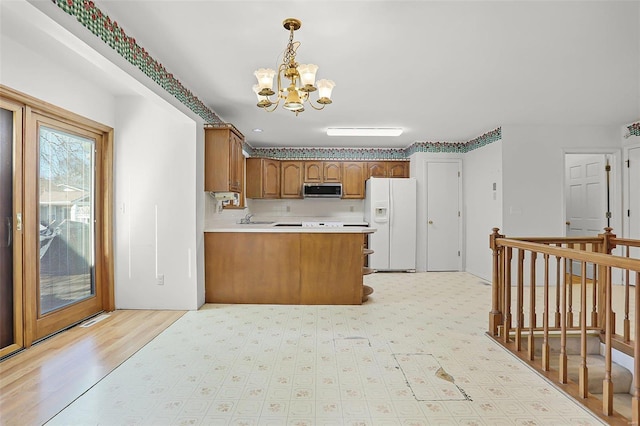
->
xmin=157 ymin=274 xmax=164 ymax=285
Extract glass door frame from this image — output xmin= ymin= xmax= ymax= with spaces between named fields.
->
xmin=27 ymin=113 xmax=104 ymax=341
xmin=0 ymin=98 xmax=24 ymax=358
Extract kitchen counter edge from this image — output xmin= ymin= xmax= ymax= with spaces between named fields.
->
xmin=204 ymin=224 xmax=375 ymax=233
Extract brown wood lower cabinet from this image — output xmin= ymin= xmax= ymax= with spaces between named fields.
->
xmin=205 ymin=232 xmax=370 ymax=305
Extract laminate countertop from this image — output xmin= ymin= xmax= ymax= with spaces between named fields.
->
xmin=205 ymin=221 xmax=374 ymax=233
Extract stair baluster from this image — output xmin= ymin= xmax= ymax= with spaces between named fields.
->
xmin=528 ymin=252 xmax=537 ymax=361
xmin=579 ymin=260 xmax=589 ymax=399
xmin=542 ymin=253 xmax=550 ymax=371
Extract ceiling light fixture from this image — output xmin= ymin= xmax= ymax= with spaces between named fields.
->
xmin=253 ymin=18 xmax=335 ymax=116
xmin=326 ymin=128 xmax=404 ymax=137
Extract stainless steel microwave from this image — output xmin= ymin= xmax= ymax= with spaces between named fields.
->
xmin=302 ymin=183 xmax=342 ymax=198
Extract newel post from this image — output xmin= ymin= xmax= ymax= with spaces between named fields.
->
xmin=597 ymin=227 xmax=616 ymax=331
xmin=489 ymin=227 xmax=505 ymax=336
xmin=600 ymin=227 xmax=616 ymax=255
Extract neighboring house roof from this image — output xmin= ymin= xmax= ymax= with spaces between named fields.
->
xmin=40 ymin=190 xmax=86 ymax=206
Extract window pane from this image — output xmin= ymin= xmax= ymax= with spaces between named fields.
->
xmin=39 ymin=126 xmax=95 ymax=314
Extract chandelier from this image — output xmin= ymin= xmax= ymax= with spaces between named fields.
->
xmin=253 ymin=18 xmax=335 ymax=116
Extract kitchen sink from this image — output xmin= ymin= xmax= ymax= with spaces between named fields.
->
xmin=239 ymin=221 xmax=275 ymax=225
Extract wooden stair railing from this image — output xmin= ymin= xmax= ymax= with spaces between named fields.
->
xmin=488 ymin=228 xmax=640 ymax=425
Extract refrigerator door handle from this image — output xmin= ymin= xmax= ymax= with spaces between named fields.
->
xmin=389 ymin=183 xmax=393 ymax=252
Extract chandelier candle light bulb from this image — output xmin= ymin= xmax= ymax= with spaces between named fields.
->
xmin=298 ymin=64 xmax=318 ymax=90
xmin=253 ymin=18 xmax=334 ymax=115
xmin=254 ymin=68 xmax=276 ymax=96
xmin=316 ymin=79 xmax=335 ymax=104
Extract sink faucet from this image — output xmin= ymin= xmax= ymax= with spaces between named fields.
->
xmin=240 ymin=213 xmax=254 ymax=224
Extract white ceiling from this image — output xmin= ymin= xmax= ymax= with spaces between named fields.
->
xmin=15 ymin=1 xmax=640 ymax=148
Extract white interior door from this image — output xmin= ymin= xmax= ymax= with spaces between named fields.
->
xmin=627 ymin=147 xmax=639 ymax=285
xmin=629 ymin=147 xmax=640 ymax=241
xmin=426 ymin=161 xmax=461 ymax=271
xmin=565 ymin=154 xmax=608 ymax=236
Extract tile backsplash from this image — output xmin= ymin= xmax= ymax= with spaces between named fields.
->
xmin=248 ymin=198 xmax=365 ymax=220
xmin=204 ymin=195 xmax=365 ymax=228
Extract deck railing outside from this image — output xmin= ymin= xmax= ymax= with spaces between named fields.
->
xmin=488 ymin=227 xmax=640 ymax=424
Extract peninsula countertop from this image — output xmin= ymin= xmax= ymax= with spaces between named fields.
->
xmin=204 ymin=221 xmax=374 ymax=233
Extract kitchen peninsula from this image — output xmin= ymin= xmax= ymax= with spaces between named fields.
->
xmin=204 ymin=222 xmax=374 ymax=305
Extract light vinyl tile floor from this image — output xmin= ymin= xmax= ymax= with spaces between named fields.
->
xmin=48 ymin=273 xmax=605 ymax=426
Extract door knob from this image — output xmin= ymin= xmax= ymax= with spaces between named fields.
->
xmin=428 ymin=220 xmax=433 ymax=225
xmin=565 ymin=221 xmax=570 ymax=226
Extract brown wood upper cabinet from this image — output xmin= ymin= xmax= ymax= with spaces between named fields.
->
xmin=246 ymin=158 xmax=280 ymax=199
xmin=280 ymin=161 xmax=304 ymax=198
xmin=204 ymin=126 xmax=244 ymax=193
xmin=366 ymin=161 xmax=409 ymax=179
xmin=366 ymin=161 xmax=388 ymax=178
xmin=388 ymin=161 xmax=409 ymax=178
xmin=304 ymin=161 xmax=342 ymax=183
xmin=342 ymin=162 xmax=365 ymax=199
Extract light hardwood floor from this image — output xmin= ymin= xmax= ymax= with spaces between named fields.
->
xmin=0 ymin=310 xmax=185 ymax=426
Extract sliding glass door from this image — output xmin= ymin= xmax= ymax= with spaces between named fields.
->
xmin=0 ymin=86 xmax=113 ymax=354
xmin=27 ymin=113 xmax=106 ymax=342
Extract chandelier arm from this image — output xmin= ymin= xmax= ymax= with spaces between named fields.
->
xmin=277 ymin=63 xmax=286 ymax=94
xmin=306 ymin=100 xmax=326 ymax=111
xmin=262 ymin=100 xmax=280 ymax=112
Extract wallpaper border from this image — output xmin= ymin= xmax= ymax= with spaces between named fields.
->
xmin=251 ymin=127 xmax=502 ymax=160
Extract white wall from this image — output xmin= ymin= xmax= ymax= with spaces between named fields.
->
xmin=0 ymin=15 xmax=115 ymax=128
xmin=463 ymin=141 xmax=503 ymax=281
xmin=114 ymin=97 xmax=198 ymax=310
xmin=501 ymin=125 xmax=622 ymax=238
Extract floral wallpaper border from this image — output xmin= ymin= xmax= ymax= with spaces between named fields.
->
xmin=251 ymin=128 xmax=502 ymax=160
xmin=52 ymin=0 xmax=222 ymax=124
xmin=249 ymin=147 xmax=406 ymax=161
xmin=52 ymin=0 xmax=503 ymax=160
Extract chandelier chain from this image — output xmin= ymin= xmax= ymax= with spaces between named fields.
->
xmin=283 ymin=27 xmax=297 ymax=67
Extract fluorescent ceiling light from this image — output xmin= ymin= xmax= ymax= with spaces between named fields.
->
xmin=326 ymin=128 xmax=403 ymax=137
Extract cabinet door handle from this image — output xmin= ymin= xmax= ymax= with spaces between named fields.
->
xmin=428 ymin=220 xmax=433 ymax=225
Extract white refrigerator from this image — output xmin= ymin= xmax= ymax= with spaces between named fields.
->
xmin=364 ymin=177 xmax=417 ymax=271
